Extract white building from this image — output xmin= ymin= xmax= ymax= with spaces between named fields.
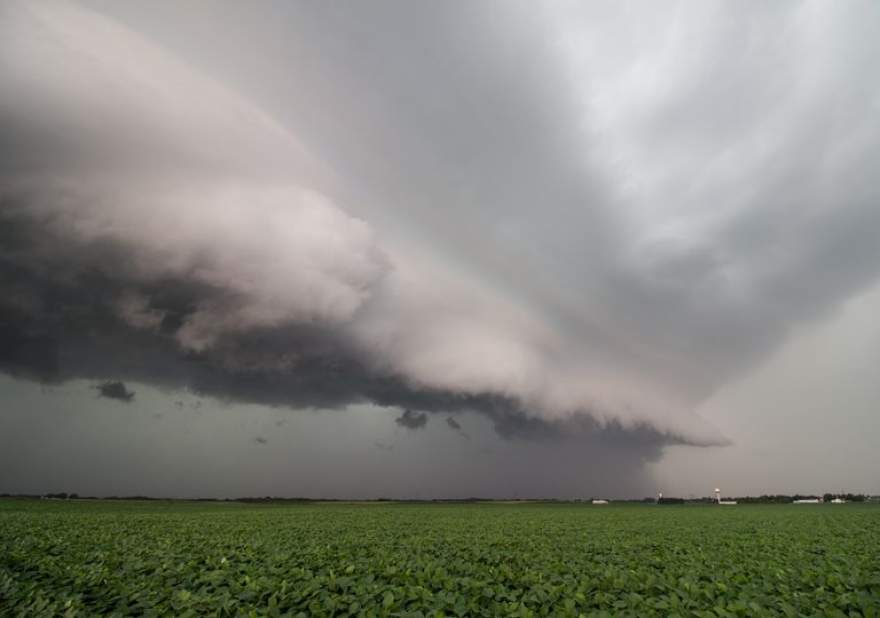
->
xmin=592 ymin=499 xmax=609 ymax=505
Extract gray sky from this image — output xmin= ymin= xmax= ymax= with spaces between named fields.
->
xmin=1 ymin=1 xmax=878 ymax=498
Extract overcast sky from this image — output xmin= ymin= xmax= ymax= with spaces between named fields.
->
xmin=1 ymin=1 xmax=878 ymax=498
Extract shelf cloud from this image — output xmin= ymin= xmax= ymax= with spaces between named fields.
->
xmin=2 ymin=0 xmax=879 ymax=465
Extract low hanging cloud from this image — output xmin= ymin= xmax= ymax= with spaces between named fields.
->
xmin=1 ymin=1 xmax=879 ymax=455
xmin=395 ymin=409 xmax=428 ymax=431
xmin=446 ymin=417 xmax=469 ymax=440
xmin=96 ymin=381 xmax=135 ymax=403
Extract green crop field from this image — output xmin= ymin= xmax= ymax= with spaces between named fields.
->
xmin=1 ymin=499 xmax=878 ymax=616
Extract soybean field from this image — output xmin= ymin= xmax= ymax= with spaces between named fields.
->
xmin=1 ymin=499 xmax=878 ymax=616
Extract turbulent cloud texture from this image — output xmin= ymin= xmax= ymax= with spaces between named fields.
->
xmin=2 ymin=0 xmax=880 ymax=461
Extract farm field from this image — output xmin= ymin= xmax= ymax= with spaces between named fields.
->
xmin=1 ymin=499 xmax=878 ymax=616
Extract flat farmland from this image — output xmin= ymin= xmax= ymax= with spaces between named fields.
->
xmin=1 ymin=500 xmax=878 ymax=616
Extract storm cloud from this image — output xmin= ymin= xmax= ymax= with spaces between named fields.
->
xmin=2 ymin=0 xmax=880 ymax=484
xmin=395 ymin=410 xmax=428 ymax=431
xmin=96 ymin=381 xmax=135 ymax=403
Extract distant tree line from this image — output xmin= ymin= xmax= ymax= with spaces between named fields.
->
xmin=647 ymin=494 xmax=872 ymax=504
xmin=734 ymin=494 xmax=817 ymax=504
xmin=822 ymin=493 xmax=867 ymax=503
xmin=0 ymin=493 xmax=876 ymax=503
xmin=656 ymin=497 xmax=686 ymax=505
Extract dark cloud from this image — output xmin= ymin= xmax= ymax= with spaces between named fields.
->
xmin=3 ymin=0 xmax=878 ymax=494
xmin=254 ymin=436 xmax=267 ymax=445
xmin=96 ymin=381 xmax=135 ymax=403
xmin=446 ymin=416 xmax=469 ymax=439
xmin=0 ymin=2 xmax=732 ymax=449
xmin=0 ymin=208 xmax=708 ymax=453
xmin=395 ymin=409 xmax=427 ymax=430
